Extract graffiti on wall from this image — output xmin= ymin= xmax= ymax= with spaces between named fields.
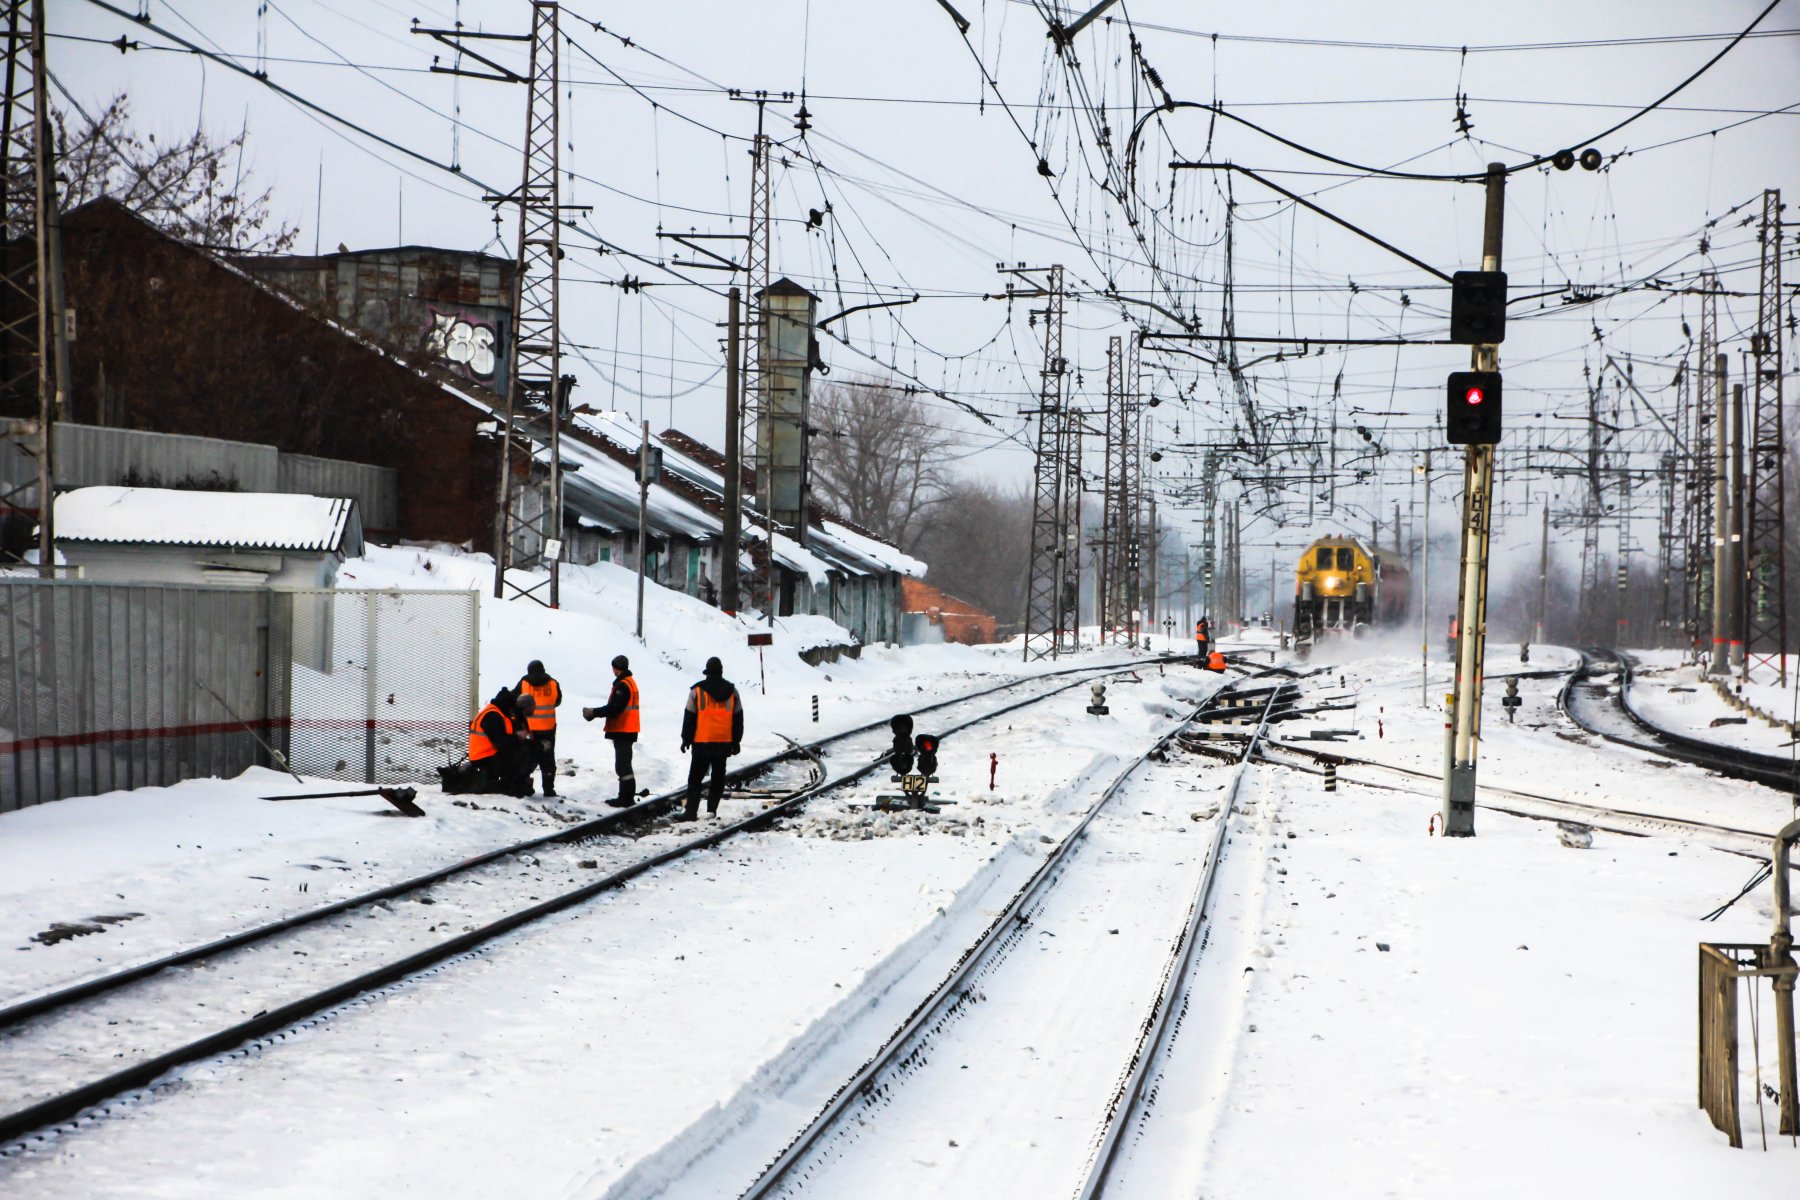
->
xmin=422 ymin=309 xmax=500 ymax=381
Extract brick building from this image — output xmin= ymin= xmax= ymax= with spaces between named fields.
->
xmin=901 ymin=578 xmax=998 ymax=646
xmin=2 ymin=199 xmax=512 ymax=548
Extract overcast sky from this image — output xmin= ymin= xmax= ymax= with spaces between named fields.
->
xmin=54 ymin=0 xmax=1800 ymax=588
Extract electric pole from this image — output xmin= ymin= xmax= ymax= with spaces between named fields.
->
xmin=0 ymin=0 xmax=64 ymax=575
xmin=721 ymin=287 xmax=742 ymax=612
xmin=1441 ymin=162 xmax=1506 ymax=838
xmin=1745 ymin=188 xmax=1787 ymax=683
xmin=419 ymin=6 xmax=577 ymax=608
xmin=1004 ymin=264 xmax=1069 ymax=660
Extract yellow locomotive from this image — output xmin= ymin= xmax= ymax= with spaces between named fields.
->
xmin=1293 ymin=535 xmax=1410 ymax=642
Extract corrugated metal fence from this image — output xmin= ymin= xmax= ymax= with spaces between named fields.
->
xmin=0 ymin=580 xmax=476 ymax=812
xmin=0 ymin=580 xmax=279 ymax=812
xmin=0 ymin=422 xmax=398 ymax=535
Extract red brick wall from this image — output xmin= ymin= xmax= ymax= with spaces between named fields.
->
xmin=901 ymin=578 xmax=998 ymax=645
xmin=47 ymin=202 xmax=503 ymax=548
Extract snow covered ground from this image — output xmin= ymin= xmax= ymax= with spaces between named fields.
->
xmin=2 ymin=560 xmax=1796 ymax=1196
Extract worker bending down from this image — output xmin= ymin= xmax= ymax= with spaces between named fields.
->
xmin=442 ymin=688 xmax=535 ymax=797
xmin=678 ymin=656 xmax=743 ymax=822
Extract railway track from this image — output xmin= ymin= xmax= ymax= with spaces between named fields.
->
xmin=1560 ymin=647 xmax=1799 ymax=795
xmin=734 ymin=677 xmax=1295 ymax=1198
xmin=1259 ymin=734 xmax=1778 ymax=853
xmin=0 ymin=657 xmax=1173 ymax=1150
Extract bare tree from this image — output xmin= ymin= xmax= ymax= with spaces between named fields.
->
xmin=911 ymin=478 xmax=1033 ymax=631
xmin=809 ymin=377 xmax=957 ymax=552
xmin=29 ymin=93 xmax=297 ymax=252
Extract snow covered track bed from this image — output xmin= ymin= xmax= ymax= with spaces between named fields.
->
xmin=1561 ymin=648 xmax=1800 ymax=795
xmin=717 ymin=680 xmax=1295 ymax=1200
xmin=0 ymin=660 xmax=1149 ymax=1153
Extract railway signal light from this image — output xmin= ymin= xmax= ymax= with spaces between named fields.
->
xmin=889 ymin=714 xmax=915 ymax=776
xmin=1446 ymin=371 xmax=1502 ymax=444
xmin=913 ymin=733 xmax=939 ymax=778
xmin=1449 ymin=270 xmax=1507 ymax=344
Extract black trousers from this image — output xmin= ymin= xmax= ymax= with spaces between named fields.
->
xmin=529 ymin=728 xmax=557 ymax=790
xmin=684 ymin=744 xmax=730 ymax=816
xmin=1196 ymin=638 xmax=1208 ymax=663
xmin=610 ymin=734 xmax=637 ymax=801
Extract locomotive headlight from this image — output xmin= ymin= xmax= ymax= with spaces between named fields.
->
xmin=1325 ymin=575 xmax=1340 ymax=589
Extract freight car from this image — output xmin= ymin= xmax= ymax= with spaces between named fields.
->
xmin=1293 ymin=535 xmax=1411 ymax=643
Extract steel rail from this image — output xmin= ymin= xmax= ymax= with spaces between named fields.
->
xmin=0 ymin=658 xmax=1161 ymax=1148
xmin=1261 ymin=737 xmax=1776 ymax=846
xmin=1561 ymin=648 xmax=1799 ymax=794
xmin=0 ymin=657 xmax=1151 ymax=1035
xmin=737 ymin=678 xmax=1277 ymax=1200
xmin=1075 ymin=684 xmax=1288 ymax=1198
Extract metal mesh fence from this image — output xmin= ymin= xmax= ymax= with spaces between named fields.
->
xmin=269 ymin=589 xmax=478 ymax=784
xmin=1 ymin=580 xmax=280 ymax=812
xmin=1 ymin=581 xmax=478 ymax=810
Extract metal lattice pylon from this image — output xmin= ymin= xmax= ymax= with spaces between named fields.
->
xmin=1745 ymin=189 xmax=1787 ymax=683
xmin=1689 ymin=280 xmax=1719 ymax=659
xmin=1100 ymin=336 xmax=1127 ymax=643
xmin=0 ymin=0 xmax=59 ymax=571
xmin=493 ymin=2 xmax=564 ymax=606
xmin=1010 ymin=264 xmax=1067 ymax=660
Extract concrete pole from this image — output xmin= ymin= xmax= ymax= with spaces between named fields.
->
xmin=1536 ymin=499 xmax=1549 ymax=646
xmin=635 ymin=420 xmax=649 ymax=640
xmin=721 ymin=287 xmax=742 ymax=613
xmin=1729 ymin=381 xmax=1746 ymax=673
xmin=1420 ymin=449 xmax=1431 ymax=707
xmin=1441 ymin=162 xmax=1506 ymax=837
xmin=1710 ymin=353 xmax=1730 ymax=674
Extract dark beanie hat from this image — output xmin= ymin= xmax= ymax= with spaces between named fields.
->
xmin=704 ymin=656 xmax=723 ymax=676
xmin=612 ymin=655 xmax=630 ymax=670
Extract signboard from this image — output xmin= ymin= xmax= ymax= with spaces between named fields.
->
xmin=746 ymin=632 xmax=774 ymax=647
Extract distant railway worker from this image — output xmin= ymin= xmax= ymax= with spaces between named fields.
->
xmin=465 ymin=688 xmax=534 ymax=797
xmin=515 ymin=659 xmax=563 ymax=797
xmin=582 ymin=655 xmax=641 ymax=808
xmin=1195 ymin=615 xmax=1211 ymax=664
xmin=678 ymin=656 xmax=743 ymax=822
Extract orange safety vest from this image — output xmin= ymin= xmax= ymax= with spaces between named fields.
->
xmin=1206 ymin=651 xmax=1227 ymax=672
xmin=468 ymin=703 xmax=512 ymax=761
xmin=516 ymin=676 xmax=561 ymax=731
xmin=604 ymin=675 xmax=640 ymax=735
xmin=691 ymin=684 xmax=738 ymax=743
xmin=1196 ymin=620 xmax=1209 ymax=639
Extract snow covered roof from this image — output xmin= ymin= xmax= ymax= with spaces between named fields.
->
xmin=54 ymin=486 xmax=364 ymax=555
xmin=578 ymin=415 xmax=923 ymax=579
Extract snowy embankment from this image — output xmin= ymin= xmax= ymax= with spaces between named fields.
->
xmin=1148 ymin=647 xmax=1797 ymax=1197
xmin=0 ymin=544 xmax=1020 ymax=1001
xmin=1629 ymin=649 xmax=1800 ymax=757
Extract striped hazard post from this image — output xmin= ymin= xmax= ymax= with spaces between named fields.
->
xmin=1323 ymin=758 xmax=1338 ymax=793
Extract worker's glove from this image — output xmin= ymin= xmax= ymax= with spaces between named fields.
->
xmin=581 ymin=707 xmax=598 ymax=722
xmin=729 ymin=742 xmax=741 ymax=757
xmin=681 ymin=741 xmax=691 ymax=753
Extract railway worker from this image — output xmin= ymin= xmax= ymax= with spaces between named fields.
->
xmin=582 ymin=655 xmax=641 ymax=808
xmin=464 ymin=688 xmax=535 ymax=797
xmin=1205 ymin=649 xmax=1228 ymax=673
xmin=514 ymin=659 xmax=563 ymax=797
xmin=1195 ymin=615 xmax=1211 ymax=664
xmin=678 ymin=656 xmax=743 ymax=822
